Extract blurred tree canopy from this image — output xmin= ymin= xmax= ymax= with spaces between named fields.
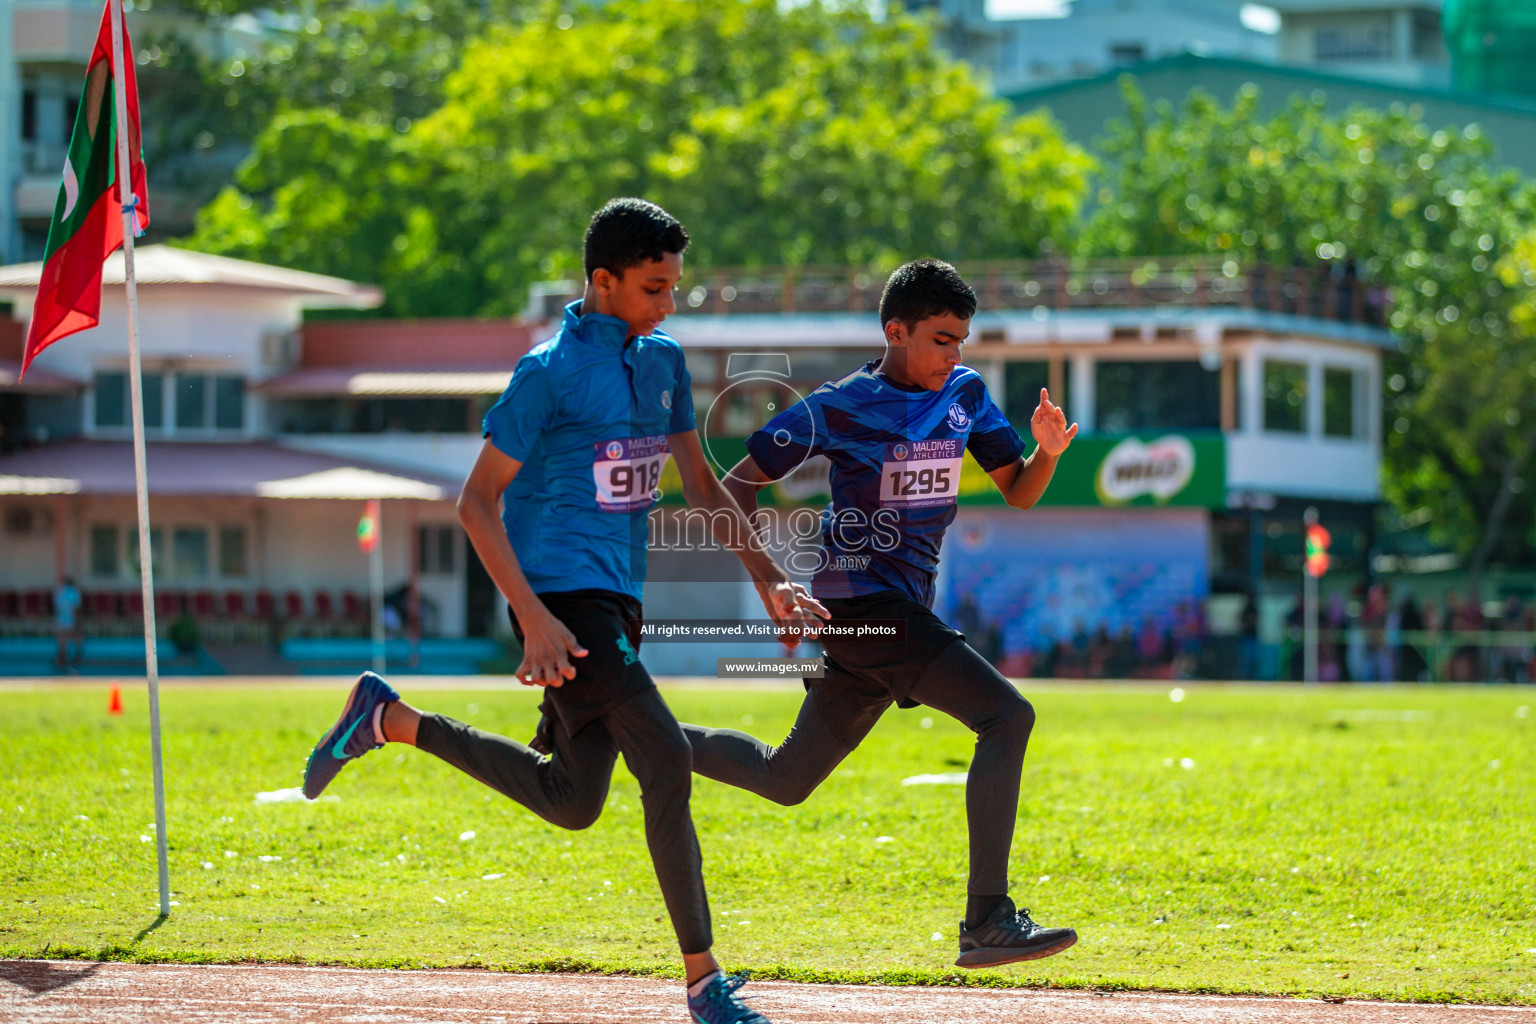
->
xmin=131 ymin=0 xmax=540 ymax=228
xmin=1084 ymin=82 xmax=1536 ymax=579
xmin=186 ymin=0 xmax=1093 ymax=316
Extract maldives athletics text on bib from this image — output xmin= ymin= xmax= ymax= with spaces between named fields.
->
xmin=593 ymin=435 xmax=670 ymax=512
xmin=878 ymin=438 xmax=963 ymax=509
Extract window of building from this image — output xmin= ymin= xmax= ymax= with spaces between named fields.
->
xmin=1096 ymin=361 xmax=1220 ymax=433
xmin=21 ymin=90 xmax=36 ymax=141
xmin=93 ymin=370 xmax=237 ymax=433
xmin=219 ymin=526 xmax=248 ymax=577
xmin=89 ymin=524 xmax=118 ymax=577
xmin=127 ymin=527 xmax=164 ymax=578
xmin=1412 ymin=10 xmax=1444 ymax=60
xmin=1323 ymin=366 xmax=1361 ymax=439
xmin=1315 ymin=24 xmax=1393 ymax=62
xmin=271 ymin=397 xmax=474 ymax=434
xmin=1004 ymin=361 xmax=1070 ymax=431
xmin=94 ymin=371 xmax=163 ymax=429
xmin=64 ymin=97 xmax=79 ymax=138
xmin=172 ymin=527 xmax=210 ymax=578
xmin=176 ymin=374 xmax=207 ymax=429
xmin=418 ymin=525 xmax=458 ymax=575
xmin=1109 ymin=43 xmax=1146 ymax=66
xmin=142 ymin=372 xmax=164 ymax=428
xmin=1263 ymin=361 xmax=1309 ymax=434
xmin=94 ymin=372 xmax=126 ymax=428
xmin=214 ymin=377 xmax=246 ymax=430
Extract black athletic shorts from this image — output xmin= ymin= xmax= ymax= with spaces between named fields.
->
xmin=815 ymin=589 xmax=964 ymax=710
xmin=507 ymin=589 xmax=654 ymax=738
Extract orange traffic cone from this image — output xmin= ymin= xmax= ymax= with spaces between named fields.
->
xmin=108 ymin=682 xmax=123 ymax=716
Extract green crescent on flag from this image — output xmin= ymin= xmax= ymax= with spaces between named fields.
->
xmin=18 ymin=0 xmax=149 ymax=380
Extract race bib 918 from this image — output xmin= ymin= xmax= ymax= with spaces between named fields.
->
xmin=878 ymin=439 xmax=963 ymax=509
xmin=594 ymin=435 xmax=670 ymax=512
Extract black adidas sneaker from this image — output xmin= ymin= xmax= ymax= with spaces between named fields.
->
xmin=955 ymin=897 xmax=1077 ymax=968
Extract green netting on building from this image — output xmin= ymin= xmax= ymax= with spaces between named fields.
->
xmin=1446 ymin=0 xmax=1536 ymax=99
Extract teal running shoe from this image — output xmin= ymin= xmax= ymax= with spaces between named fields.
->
xmin=687 ymin=972 xmax=770 ymax=1024
xmin=303 ymin=671 xmax=399 ymax=800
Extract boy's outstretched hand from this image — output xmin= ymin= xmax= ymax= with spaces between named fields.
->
xmin=757 ymin=580 xmax=831 ymax=650
xmin=1032 ymin=388 xmax=1078 ymax=457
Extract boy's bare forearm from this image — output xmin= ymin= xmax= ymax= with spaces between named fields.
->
xmin=1003 ymin=449 xmax=1059 ymax=510
xmin=457 ymin=491 xmax=542 ymax=618
xmin=687 ymin=475 xmax=782 ymax=583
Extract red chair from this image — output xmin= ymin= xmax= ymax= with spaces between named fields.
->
xmin=283 ymin=591 xmax=305 ymax=619
xmin=341 ymin=591 xmax=365 ymax=621
xmin=224 ymin=592 xmax=248 ymax=618
xmin=253 ymin=590 xmax=276 ymax=619
xmin=22 ymin=590 xmax=51 ymax=618
xmin=192 ymin=591 xmax=217 ymax=619
xmin=88 ymin=591 xmax=119 ymax=619
xmin=313 ymin=591 xmax=335 ymax=619
xmin=156 ymin=591 xmax=185 ymax=619
xmin=125 ymin=591 xmax=144 ymax=617
xmin=0 ymin=591 xmax=20 ymax=635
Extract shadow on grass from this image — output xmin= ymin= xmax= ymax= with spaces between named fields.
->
xmin=131 ymin=914 xmax=168 ymax=946
xmin=0 ymin=959 xmax=105 ymax=995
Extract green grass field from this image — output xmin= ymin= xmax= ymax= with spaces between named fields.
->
xmin=1 ymin=680 xmax=1532 ymax=1004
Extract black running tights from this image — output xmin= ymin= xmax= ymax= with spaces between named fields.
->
xmin=681 ymin=639 xmax=1035 ymax=896
xmin=416 ymin=687 xmax=712 ymax=954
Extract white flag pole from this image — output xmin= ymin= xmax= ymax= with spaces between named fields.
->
xmin=108 ymin=0 xmax=170 ymax=918
xmin=371 ymin=502 xmax=386 ymax=674
xmin=1303 ymin=506 xmax=1319 ymax=687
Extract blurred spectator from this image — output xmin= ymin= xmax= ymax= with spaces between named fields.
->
xmin=1238 ymin=593 xmax=1260 ymax=681
xmin=954 ymin=594 xmax=981 ymax=638
xmin=1398 ymin=594 xmax=1427 ymax=682
xmin=1522 ymin=605 xmax=1536 ymax=685
xmin=1447 ymin=591 xmax=1485 ymax=682
xmin=1106 ymin=625 xmax=1136 ymax=678
xmin=1345 ymin=584 xmax=1369 ymax=682
xmin=54 ymin=577 xmax=82 ymax=670
xmin=1088 ymin=625 xmax=1112 ymax=677
xmin=1497 ymin=596 xmax=1526 ymax=683
xmin=1286 ymin=595 xmax=1304 ymax=680
xmin=1173 ymin=600 xmax=1206 ymax=680
xmin=1358 ymin=585 xmax=1389 ymax=683
xmin=1379 ymin=585 xmax=1399 ymax=683
xmin=1136 ymin=615 xmax=1163 ymax=670
xmin=1323 ymin=592 xmax=1347 ymax=682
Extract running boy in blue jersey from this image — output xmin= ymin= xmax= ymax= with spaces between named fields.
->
xmin=681 ymin=259 xmax=1079 ymax=970
xmin=301 ymin=199 xmax=824 ymax=1024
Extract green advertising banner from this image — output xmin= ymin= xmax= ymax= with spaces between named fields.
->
xmin=659 ymin=434 xmax=1225 ymax=509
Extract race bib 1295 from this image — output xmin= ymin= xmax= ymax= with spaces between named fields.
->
xmin=593 ymin=435 xmax=670 ymax=512
xmin=878 ymin=438 xmax=963 ymax=509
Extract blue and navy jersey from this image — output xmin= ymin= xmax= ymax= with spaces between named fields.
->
xmin=746 ymin=360 xmax=1024 ymax=607
xmin=482 ymin=301 xmax=695 ymax=600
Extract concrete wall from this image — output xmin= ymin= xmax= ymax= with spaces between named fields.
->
xmin=13 ymin=285 xmax=305 ymax=386
xmin=300 ymin=319 xmax=536 ymax=369
xmin=0 ymin=0 xmax=17 ymax=263
xmin=280 ymin=434 xmax=484 ymax=483
xmin=995 ymin=0 xmax=1275 ymax=92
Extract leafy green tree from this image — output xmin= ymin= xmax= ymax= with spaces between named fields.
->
xmin=129 ymin=0 xmax=536 ymax=196
xmin=187 ymin=0 xmax=1092 ymax=315
xmin=1085 ymin=81 xmax=1536 ymax=582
